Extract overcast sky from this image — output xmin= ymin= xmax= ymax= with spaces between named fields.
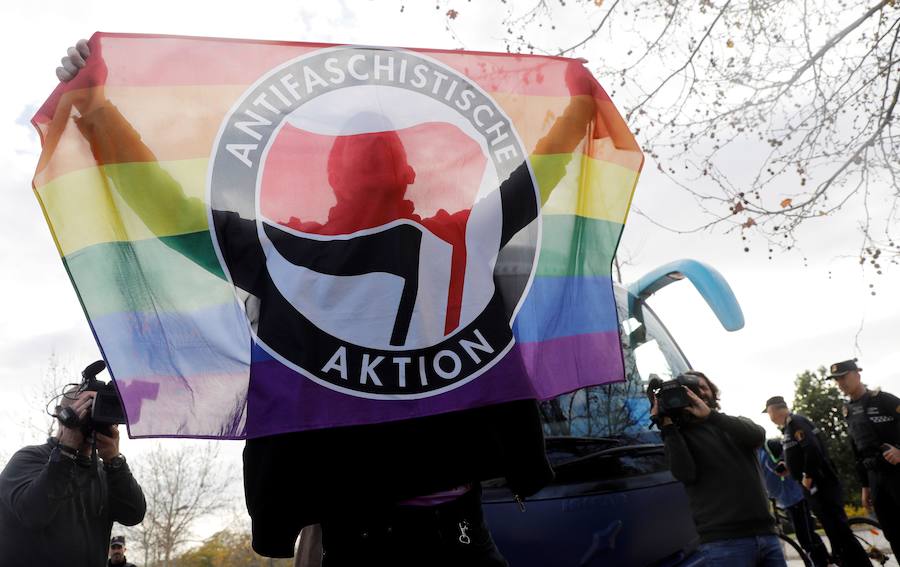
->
xmin=1 ymin=0 xmax=898 ymax=539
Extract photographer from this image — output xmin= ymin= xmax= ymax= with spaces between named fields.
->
xmin=652 ymin=371 xmax=785 ymax=566
xmin=0 ymin=380 xmax=146 ymax=566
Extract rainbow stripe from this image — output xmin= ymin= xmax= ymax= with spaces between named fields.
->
xmin=32 ymin=33 xmax=642 ymax=439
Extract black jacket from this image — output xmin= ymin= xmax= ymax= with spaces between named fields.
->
xmin=662 ymin=411 xmax=774 ymax=543
xmin=244 ymin=399 xmax=552 ymax=557
xmin=781 ymin=413 xmax=839 ymax=487
xmin=0 ymin=439 xmax=146 ymax=567
xmin=846 ymin=388 xmax=900 ymax=486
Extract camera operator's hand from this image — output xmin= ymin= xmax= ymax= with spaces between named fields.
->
xmin=96 ymin=425 xmax=121 ymax=461
xmin=57 ymin=391 xmax=96 ymax=450
xmin=684 ymin=388 xmax=711 ymax=420
xmin=649 ymin=394 xmax=673 ymax=427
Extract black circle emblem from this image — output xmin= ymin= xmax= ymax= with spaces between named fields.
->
xmin=208 ymin=46 xmax=540 ymax=399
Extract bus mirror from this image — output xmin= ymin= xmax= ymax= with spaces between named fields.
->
xmin=625 ymin=259 xmax=744 ymax=332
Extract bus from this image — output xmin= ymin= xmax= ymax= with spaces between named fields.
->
xmin=483 ymin=259 xmax=744 ymax=566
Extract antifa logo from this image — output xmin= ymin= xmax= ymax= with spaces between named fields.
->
xmin=207 ymin=47 xmax=540 ymax=399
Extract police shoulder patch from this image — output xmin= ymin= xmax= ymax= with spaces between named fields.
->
xmin=842 ymin=405 xmax=849 ymax=417
xmin=895 ymin=404 xmax=900 ymax=414
xmin=794 ymin=429 xmax=805 ymax=442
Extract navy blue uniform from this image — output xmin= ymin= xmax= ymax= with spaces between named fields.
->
xmin=846 ymin=389 xmax=900 ymax=556
xmin=782 ymin=414 xmax=871 ymax=567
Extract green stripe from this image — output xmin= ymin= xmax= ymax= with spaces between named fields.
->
xmin=38 ymin=159 xmax=210 ymax=257
xmin=63 ymin=231 xmax=231 ymax=318
xmin=537 ymin=215 xmax=621 ymax=277
xmin=63 ymin=215 xmax=619 ymax=318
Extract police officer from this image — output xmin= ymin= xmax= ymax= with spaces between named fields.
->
xmin=830 ymin=359 xmax=900 ymax=557
xmin=108 ymin=535 xmax=137 ymax=567
xmin=764 ymin=396 xmax=872 ymax=567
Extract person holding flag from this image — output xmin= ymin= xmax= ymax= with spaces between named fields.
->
xmin=55 ymin=36 xmax=605 ymax=566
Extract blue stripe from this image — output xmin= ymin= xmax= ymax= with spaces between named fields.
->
xmin=91 ymin=302 xmax=251 ymax=381
xmin=513 ymin=275 xmax=618 ymax=343
xmin=91 ymin=275 xmax=617 ymax=378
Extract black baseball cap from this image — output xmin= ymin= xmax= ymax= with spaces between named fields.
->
xmin=828 ymin=359 xmax=861 ymax=378
xmin=110 ymin=535 xmax=125 ymax=547
xmin=762 ymin=396 xmax=788 ymax=413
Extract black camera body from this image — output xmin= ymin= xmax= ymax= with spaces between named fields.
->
xmin=57 ymin=360 xmax=127 ymax=437
xmin=648 ymin=373 xmax=704 ymax=420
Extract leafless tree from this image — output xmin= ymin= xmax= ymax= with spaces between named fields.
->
xmin=124 ymin=442 xmax=237 ymax=567
xmin=16 ymin=353 xmax=76 ymax=442
xmin=432 ymin=0 xmax=900 ymax=270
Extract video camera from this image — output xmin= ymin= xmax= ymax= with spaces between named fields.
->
xmin=56 ymin=360 xmax=127 ymax=437
xmin=647 ymin=372 xmax=704 ymax=421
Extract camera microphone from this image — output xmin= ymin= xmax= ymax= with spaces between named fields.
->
xmin=82 ymin=360 xmax=106 ymax=382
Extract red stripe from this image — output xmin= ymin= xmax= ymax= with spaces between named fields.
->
xmin=36 ymin=32 xmax=610 ymax=125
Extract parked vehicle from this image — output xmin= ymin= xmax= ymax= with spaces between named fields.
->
xmin=483 ymin=259 xmax=744 ymax=567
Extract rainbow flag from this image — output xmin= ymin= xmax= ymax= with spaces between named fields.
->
xmin=32 ymin=33 xmax=642 ymax=439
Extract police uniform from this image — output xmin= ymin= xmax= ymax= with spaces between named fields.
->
xmin=835 ymin=359 xmax=900 ymax=557
xmin=780 ymin=411 xmax=871 ymax=567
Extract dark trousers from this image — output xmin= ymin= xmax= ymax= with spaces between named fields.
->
xmin=320 ymin=488 xmax=508 ymax=567
xmin=871 ymin=469 xmax=900 ymax=558
xmin=806 ymin=481 xmax=871 ymax=567
xmin=786 ymin=499 xmax=829 ymax=567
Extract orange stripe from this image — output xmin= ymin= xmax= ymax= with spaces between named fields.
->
xmin=35 ymin=87 xmax=641 ymax=188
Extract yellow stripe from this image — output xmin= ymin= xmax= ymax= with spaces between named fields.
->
xmin=37 ymin=159 xmax=210 ymax=257
xmin=532 ymin=153 xmax=637 ymax=223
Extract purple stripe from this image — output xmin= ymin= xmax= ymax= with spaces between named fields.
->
xmin=244 ymin=332 xmax=623 ymax=438
xmin=519 ymin=331 xmax=624 ymax=400
xmin=245 ymin=343 xmax=534 ymax=437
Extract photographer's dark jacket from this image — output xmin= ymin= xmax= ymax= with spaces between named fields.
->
xmin=781 ymin=413 xmax=838 ymax=487
xmin=0 ymin=439 xmax=146 ymax=567
xmin=846 ymin=388 xmax=900 ymax=486
xmin=662 ymin=411 xmax=774 ymax=543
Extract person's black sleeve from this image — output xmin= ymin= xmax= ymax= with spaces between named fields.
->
xmin=849 ymin=435 xmax=869 ymax=488
xmin=793 ymin=416 xmax=824 ymax=480
xmin=875 ymin=391 xmax=900 ymax=443
xmin=498 ymin=94 xmax=595 ymax=248
xmin=0 ymin=447 xmax=78 ymax=529
xmin=74 ymin=102 xmax=223 ymax=277
xmin=105 ymin=460 xmax=146 ymax=526
xmin=706 ymin=411 xmax=765 ymax=449
xmin=661 ymin=424 xmax=697 ymax=484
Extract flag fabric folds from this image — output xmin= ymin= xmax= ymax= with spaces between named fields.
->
xmin=31 ymin=32 xmax=643 ymax=439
